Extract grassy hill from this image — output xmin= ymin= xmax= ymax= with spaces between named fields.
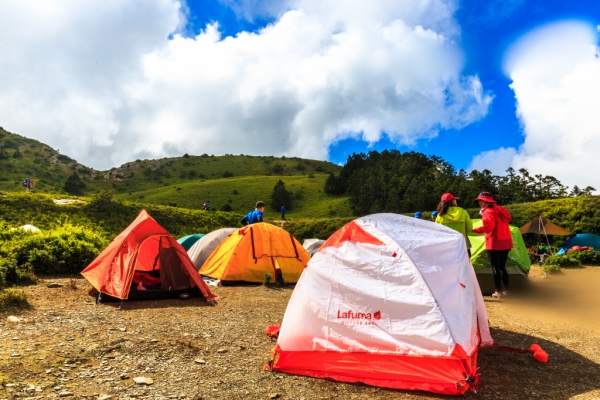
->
xmin=0 ymin=127 xmax=340 ymax=192
xmin=116 ymin=174 xmax=352 ymax=218
xmin=0 ymin=127 xmax=87 ymax=193
xmin=0 ymin=128 xmax=347 ymax=217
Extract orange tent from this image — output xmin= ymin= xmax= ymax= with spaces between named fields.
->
xmin=200 ymin=223 xmax=309 ymax=283
xmin=81 ymin=210 xmax=217 ymax=301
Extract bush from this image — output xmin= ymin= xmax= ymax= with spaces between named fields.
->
xmin=542 ymin=263 xmax=562 ymax=274
xmin=0 ymin=289 xmax=30 ymax=311
xmin=568 ymin=249 xmax=600 ymax=265
xmin=0 ymin=225 xmax=108 ymax=282
xmin=544 ymin=255 xmax=581 ymax=268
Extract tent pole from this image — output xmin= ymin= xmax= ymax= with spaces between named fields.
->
xmin=541 ymin=216 xmax=553 ymax=256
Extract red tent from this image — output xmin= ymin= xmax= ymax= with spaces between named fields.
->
xmin=82 ymin=210 xmax=217 ymax=301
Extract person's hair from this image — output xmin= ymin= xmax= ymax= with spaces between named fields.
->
xmin=256 ymin=201 xmax=265 ymax=209
xmin=437 ymin=201 xmax=450 ymax=216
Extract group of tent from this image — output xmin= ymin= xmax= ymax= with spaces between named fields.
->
xmin=81 ymin=210 xmax=592 ymax=396
xmin=81 ymin=211 xmax=310 ymax=301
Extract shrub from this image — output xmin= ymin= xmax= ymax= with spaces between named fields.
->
xmin=568 ymin=250 xmax=600 ymax=265
xmin=542 ymin=263 xmax=561 ymax=274
xmin=221 ymin=204 xmax=233 ymax=212
xmin=544 ymin=255 xmax=581 ymax=268
xmin=0 ymin=289 xmax=30 ymax=311
xmin=0 ymin=225 xmax=108 ymax=281
xmin=64 ymin=173 xmax=86 ymax=195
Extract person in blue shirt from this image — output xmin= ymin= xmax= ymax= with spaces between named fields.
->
xmin=240 ymin=201 xmax=265 ymax=226
xmin=281 ymin=205 xmax=286 ymax=221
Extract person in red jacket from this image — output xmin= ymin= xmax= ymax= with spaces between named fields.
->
xmin=472 ymin=192 xmax=513 ymax=298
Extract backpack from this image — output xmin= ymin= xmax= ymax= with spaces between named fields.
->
xmin=23 ymin=179 xmax=28 ymax=187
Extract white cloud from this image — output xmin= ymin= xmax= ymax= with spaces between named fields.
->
xmin=469 ymin=147 xmax=517 ymax=174
xmin=470 ymin=21 xmax=600 ymax=190
xmin=0 ymin=0 xmax=491 ymax=169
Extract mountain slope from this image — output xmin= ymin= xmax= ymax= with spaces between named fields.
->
xmin=0 ymin=127 xmax=341 ymax=197
xmin=0 ymin=127 xmax=86 ymax=193
xmin=115 ymin=173 xmax=353 ymax=218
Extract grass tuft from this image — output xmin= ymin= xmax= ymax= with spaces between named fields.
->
xmin=0 ymin=289 xmax=30 ymax=311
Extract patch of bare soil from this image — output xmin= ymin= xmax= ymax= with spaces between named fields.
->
xmin=1 ymin=268 xmax=599 ymax=400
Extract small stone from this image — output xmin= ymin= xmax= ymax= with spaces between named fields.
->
xmin=7 ymin=315 xmax=20 ymax=323
xmin=118 ymin=327 xmax=126 ymax=332
xmin=119 ymin=374 xmax=129 ymax=380
xmin=98 ymin=395 xmax=113 ymax=400
xmin=47 ymin=283 xmax=64 ymax=288
xmin=216 ymin=348 xmax=228 ymax=354
xmin=194 ymin=359 xmax=206 ymax=364
xmin=11 ymin=353 xmax=21 ymax=357
xmin=270 ymin=394 xmax=280 ymax=399
xmin=133 ymin=377 xmax=154 ymax=385
xmin=86 ymin=344 xmax=100 ymax=352
xmin=150 ymin=339 xmax=159 ymax=343
xmin=59 ymin=391 xmax=74 ymax=397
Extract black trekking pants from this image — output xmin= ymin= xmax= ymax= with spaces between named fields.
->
xmin=487 ymin=249 xmax=510 ymax=292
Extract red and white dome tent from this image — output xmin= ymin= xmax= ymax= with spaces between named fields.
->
xmin=269 ymin=214 xmax=493 ymax=396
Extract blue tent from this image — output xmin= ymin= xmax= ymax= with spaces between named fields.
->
xmin=177 ymin=234 xmax=205 ymax=251
xmin=557 ymin=233 xmax=600 ymax=255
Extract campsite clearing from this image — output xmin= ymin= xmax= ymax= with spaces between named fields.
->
xmin=1 ymin=267 xmax=600 ymax=399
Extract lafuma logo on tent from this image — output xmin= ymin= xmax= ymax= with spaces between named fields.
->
xmin=336 ymin=309 xmax=382 ymax=326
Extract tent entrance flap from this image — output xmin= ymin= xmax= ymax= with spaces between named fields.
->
xmin=158 ymin=237 xmax=193 ymax=291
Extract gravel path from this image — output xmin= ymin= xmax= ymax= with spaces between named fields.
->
xmin=1 ymin=267 xmax=599 ymax=399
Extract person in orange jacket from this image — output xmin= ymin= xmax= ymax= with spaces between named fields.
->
xmin=472 ymin=192 xmax=513 ymax=298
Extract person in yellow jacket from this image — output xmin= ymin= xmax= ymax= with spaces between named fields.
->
xmin=435 ymin=193 xmax=473 ymax=256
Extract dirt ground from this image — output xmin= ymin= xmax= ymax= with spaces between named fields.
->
xmin=1 ymin=266 xmax=600 ymax=400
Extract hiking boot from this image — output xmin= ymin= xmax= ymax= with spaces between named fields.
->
xmin=492 ymin=291 xmax=501 ymax=298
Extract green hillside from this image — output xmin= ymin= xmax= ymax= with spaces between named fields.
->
xmin=0 ymin=128 xmax=344 ymax=216
xmin=0 ymin=127 xmax=87 ymax=193
xmin=87 ymin=154 xmax=341 ymax=195
xmin=1 ymin=128 xmax=341 ymax=193
xmin=116 ymin=174 xmax=353 ymax=218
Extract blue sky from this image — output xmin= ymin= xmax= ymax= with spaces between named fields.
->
xmin=184 ymin=0 xmax=600 ymax=171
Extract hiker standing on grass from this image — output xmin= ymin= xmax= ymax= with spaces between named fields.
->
xmin=435 ymin=193 xmax=473 ymax=256
xmin=240 ymin=201 xmax=265 ymax=226
xmin=24 ymin=177 xmax=33 ymax=193
xmin=281 ymin=205 xmax=286 ymax=221
xmin=472 ymin=192 xmax=513 ymax=298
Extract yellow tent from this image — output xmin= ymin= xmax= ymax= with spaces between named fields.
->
xmin=200 ymin=223 xmax=309 ymax=283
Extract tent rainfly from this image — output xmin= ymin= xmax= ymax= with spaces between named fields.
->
xmin=82 ymin=210 xmax=217 ymax=301
xmin=200 ymin=223 xmax=309 ymax=283
xmin=519 ymin=217 xmax=572 ymax=235
xmin=187 ymin=228 xmax=238 ymax=270
xmin=177 ymin=234 xmax=205 ymax=251
xmin=271 ymin=214 xmax=492 ymax=395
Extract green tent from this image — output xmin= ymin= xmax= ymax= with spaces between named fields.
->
xmin=177 ymin=234 xmax=205 ymax=251
xmin=469 ymin=219 xmax=530 ymax=274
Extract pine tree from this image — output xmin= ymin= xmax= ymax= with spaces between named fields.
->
xmin=64 ymin=173 xmax=86 ymax=195
xmin=271 ymin=180 xmax=292 ymax=211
